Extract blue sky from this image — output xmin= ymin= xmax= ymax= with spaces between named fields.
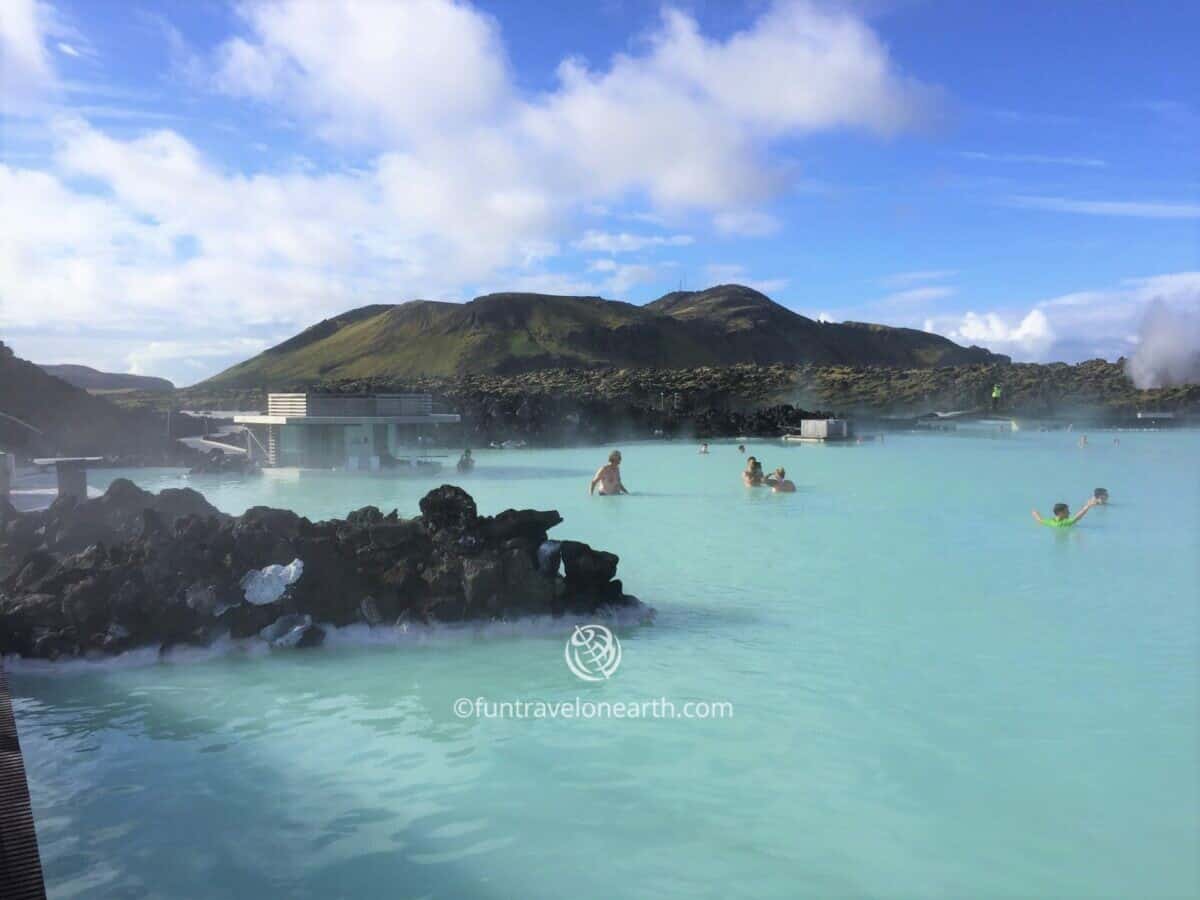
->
xmin=1 ymin=0 xmax=1197 ymax=386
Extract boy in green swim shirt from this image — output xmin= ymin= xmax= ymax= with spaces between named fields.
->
xmin=1032 ymin=497 xmax=1098 ymax=528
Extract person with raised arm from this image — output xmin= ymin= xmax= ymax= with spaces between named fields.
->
xmin=1032 ymin=497 xmax=1098 ymax=529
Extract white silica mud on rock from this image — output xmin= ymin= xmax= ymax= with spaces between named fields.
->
xmin=240 ymin=559 xmax=304 ymax=605
xmin=258 ymin=613 xmax=323 ymax=649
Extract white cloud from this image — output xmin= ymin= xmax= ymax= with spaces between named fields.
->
xmin=1008 ymin=195 xmax=1200 ymax=219
xmin=1 ymin=0 xmax=56 ymax=106
xmin=486 ymin=265 xmax=677 ymax=300
xmin=883 ymin=286 xmax=955 ymax=304
xmin=747 ymin=278 xmax=790 ymax=295
xmin=882 ymin=269 xmax=957 ymax=287
xmin=126 ymin=338 xmax=271 ymax=376
xmin=960 ymin=151 xmax=1106 ymax=168
xmin=0 ymin=116 xmax=565 ymax=327
xmin=703 ymin=264 xmax=787 ymax=296
xmin=603 ymin=262 xmax=660 ymax=294
xmin=4 ymin=0 xmax=934 ymax=379
xmin=981 ymin=108 xmax=1081 ymax=126
xmin=585 ymin=258 xmax=668 ymax=294
xmin=213 ymin=0 xmax=512 ymax=145
xmin=924 ymin=272 xmax=1200 ymax=363
xmin=1132 ymin=100 xmax=1200 ymax=130
xmin=522 ymin=3 xmax=931 ymax=214
xmin=926 ymin=309 xmax=1054 ymax=357
xmin=705 ymin=264 xmax=747 ymax=283
xmin=1 ymin=123 xmax=456 ymax=352
xmin=712 ymin=210 xmax=781 ymax=236
xmin=489 ymin=272 xmax=599 ymax=297
xmin=574 ymin=230 xmax=693 ymax=253
xmin=1039 ymin=273 xmax=1200 ymax=325
xmin=1 ymin=0 xmax=95 ymax=109
xmin=213 ymin=0 xmax=930 ymax=218
xmin=871 ymin=270 xmax=958 ymax=309
xmin=4 ymin=330 xmax=281 ymax=387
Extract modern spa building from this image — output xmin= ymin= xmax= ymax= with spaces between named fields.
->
xmin=234 ymin=393 xmax=460 ymax=468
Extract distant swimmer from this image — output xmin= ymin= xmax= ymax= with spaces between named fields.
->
xmin=1032 ymin=497 xmax=1099 ymax=529
xmin=991 ymin=383 xmax=1002 ymax=411
xmin=699 ymin=442 xmax=710 ymax=454
xmin=1079 ymin=435 xmax=1089 ymax=448
xmin=456 ymin=448 xmax=474 ymax=473
xmin=1093 ymin=487 xmax=1109 ymax=505
xmin=590 ymin=450 xmax=629 ymax=496
xmin=743 ymin=457 xmax=765 ymax=487
xmin=737 ymin=444 xmax=746 ymax=454
xmin=766 ymin=467 xmax=796 ymax=493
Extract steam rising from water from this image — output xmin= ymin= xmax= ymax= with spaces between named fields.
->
xmin=1125 ymin=300 xmax=1200 ymax=388
xmin=3 ymin=605 xmax=656 ymax=676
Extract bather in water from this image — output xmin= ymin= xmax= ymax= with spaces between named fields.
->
xmin=590 ymin=450 xmax=629 ymax=495
xmin=742 ymin=457 xmax=765 ymax=487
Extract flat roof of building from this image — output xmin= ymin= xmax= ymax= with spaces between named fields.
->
xmin=265 ymin=392 xmax=433 ymax=398
xmin=234 ymin=414 xmax=461 ymax=425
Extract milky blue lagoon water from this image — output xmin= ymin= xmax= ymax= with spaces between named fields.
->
xmin=9 ymin=429 xmax=1199 ymax=899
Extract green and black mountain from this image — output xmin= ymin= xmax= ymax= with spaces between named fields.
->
xmin=38 ymin=364 xmax=175 ymax=393
xmin=202 ymin=284 xmax=1005 ymax=388
xmin=1 ymin=343 xmax=173 ymax=457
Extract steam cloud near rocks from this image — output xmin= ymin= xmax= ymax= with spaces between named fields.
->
xmin=1125 ymin=300 xmax=1200 ymax=389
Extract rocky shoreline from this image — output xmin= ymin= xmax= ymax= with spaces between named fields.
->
xmin=0 ymin=480 xmax=640 ymax=660
xmin=115 ymin=359 xmax=1200 ymax=447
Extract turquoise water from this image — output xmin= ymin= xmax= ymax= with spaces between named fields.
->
xmin=10 ymin=430 xmax=1199 ymax=899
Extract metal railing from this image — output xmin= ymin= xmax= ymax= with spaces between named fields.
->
xmin=265 ymin=393 xmax=439 ymax=418
xmin=267 ymin=394 xmax=309 ymax=416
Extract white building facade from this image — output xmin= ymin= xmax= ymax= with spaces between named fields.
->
xmin=235 ymin=394 xmax=460 ymax=468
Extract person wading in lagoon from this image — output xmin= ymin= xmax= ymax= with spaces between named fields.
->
xmin=699 ymin=442 xmax=709 ymax=454
xmin=991 ymin=383 xmax=1002 ymax=411
xmin=590 ymin=450 xmax=629 ymax=495
xmin=743 ymin=457 xmax=765 ymax=487
xmin=1032 ymin=497 xmax=1099 ymax=529
xmin=765 ymin=467 xmax=795 ymax=493
xmin=456 ymin=448 xmax=474 ymax=473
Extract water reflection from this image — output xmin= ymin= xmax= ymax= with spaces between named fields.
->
xmin=13 ymin=653 xmax=518 ymax=899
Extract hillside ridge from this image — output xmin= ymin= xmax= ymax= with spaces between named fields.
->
xmin=201 ymin=284 xmax=1005 ymax=388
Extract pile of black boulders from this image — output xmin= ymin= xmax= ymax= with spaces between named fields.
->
xmin=0 ymin=480 xmax=638 ymax=660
